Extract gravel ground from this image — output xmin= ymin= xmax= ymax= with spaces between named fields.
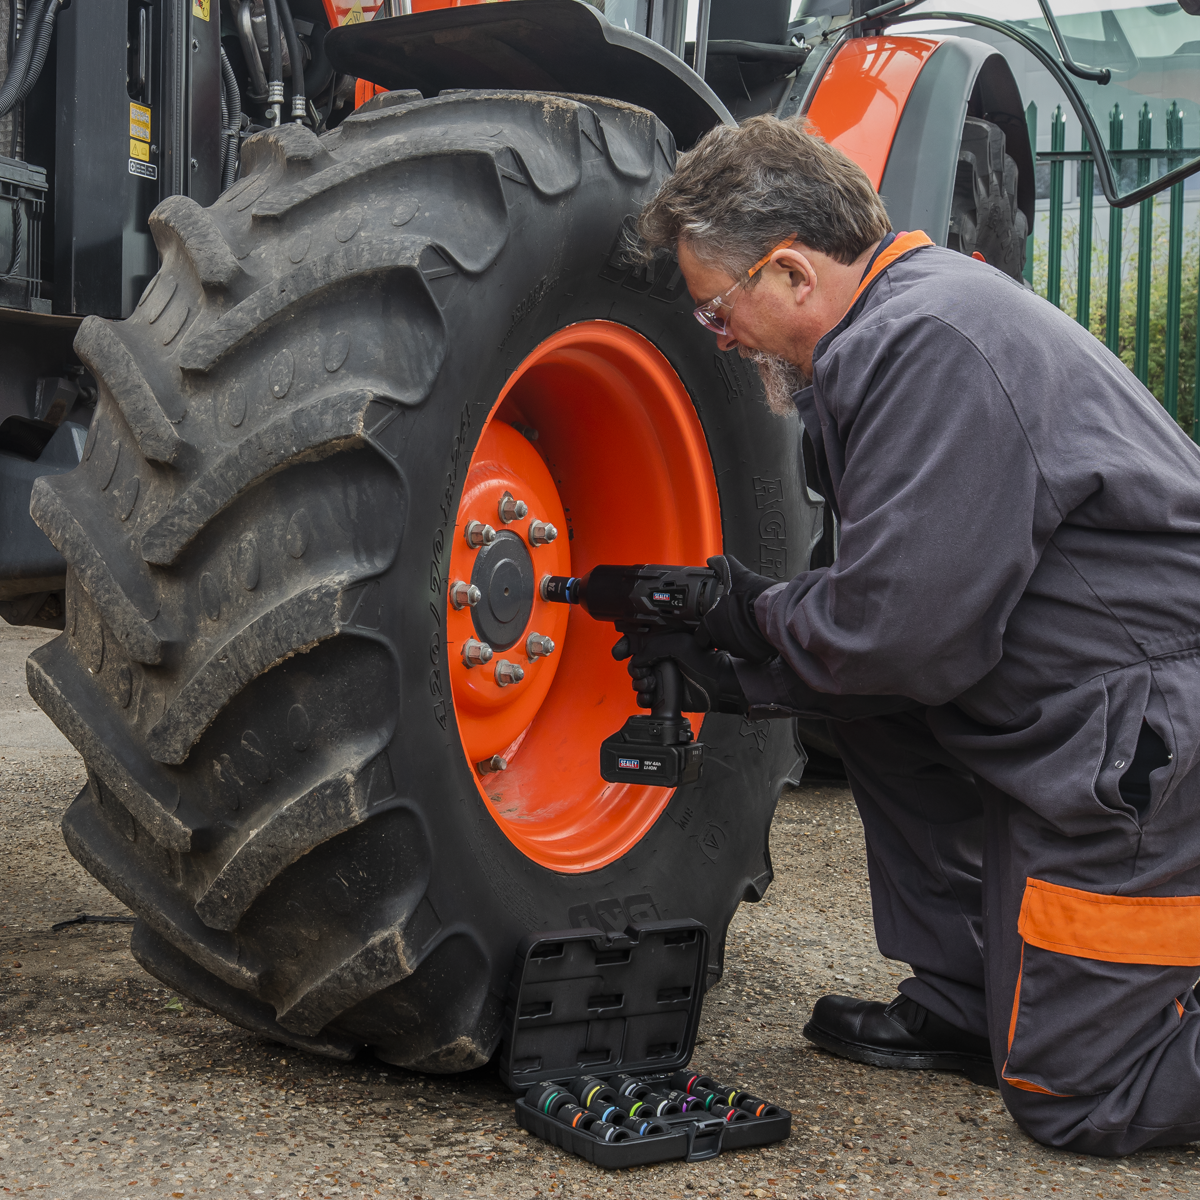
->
xmin=1 ymin=622 xmax=1197 ymax=1199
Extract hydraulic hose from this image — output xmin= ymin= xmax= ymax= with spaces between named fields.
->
xmin=219 ymin=46 xmax=242 ymax=190
xmin=236 ymin=0 xmax=269 ymax=101
xmin=262 ymin=0 xmax=284 ymax=125
xmin=11 ymin=0 xmax=59 ymax=106
xmin=219 ymin=50 xmax=228 ymax=133
xmin=276 ymin=0 xmax=306 ymax=123
xmin=0 ymin=0 xmax=48 ymax=117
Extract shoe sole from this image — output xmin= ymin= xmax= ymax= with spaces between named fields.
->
xmin=802 ymin=1020 xmax=999 ymax=1089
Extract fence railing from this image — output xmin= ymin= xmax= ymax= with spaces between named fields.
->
xmin=1025 ymin=101 xmax=1200 ymax=440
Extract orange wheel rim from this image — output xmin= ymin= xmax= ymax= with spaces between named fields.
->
xmin=448 ymin=321 xmax=722 ymax=873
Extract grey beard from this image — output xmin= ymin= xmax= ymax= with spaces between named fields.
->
xmin=742 ymin=349 xmax=807 ymax=417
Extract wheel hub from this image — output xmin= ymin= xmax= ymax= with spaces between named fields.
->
xmin=471 ymin=531 xmax=534 ymax=650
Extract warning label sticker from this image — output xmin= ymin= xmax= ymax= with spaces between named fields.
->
xmin=129 ymin=139 xmax=150 ymax=162
xmin=129 ymin=159 xmax=158 ymax=181
xmin=129 ymin=102 xmax=151 ymax=142
xmin=192 ymin=0 xmax=210 ymax=20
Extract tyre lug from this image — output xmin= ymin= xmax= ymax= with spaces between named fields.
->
xmin=462 ymin=638 xmax=493 ymax=667
xmin=464 ymin=520 xmax=496 ymax=549
xmin=497 ymin=491 xmax=528 ymax=524
xmin=494 ymin=659 xmax=525 ymax=687
xmin=527 ymin=520 xmax=557 ymax=546
xmin=476 ymin=754 xmax=507 ymax=775
xmin=450 ymin=580 xmax=481 ymax=610
xmin=525 ymin=632 xmax=555 ymax=659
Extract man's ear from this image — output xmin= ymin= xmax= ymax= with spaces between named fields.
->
xmin=774 ymin=247 xmax=818 ymax=305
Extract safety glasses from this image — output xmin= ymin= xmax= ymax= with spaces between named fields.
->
xmin=692 ymin=233 xmax=798 ymax=335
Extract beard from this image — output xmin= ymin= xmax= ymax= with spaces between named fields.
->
xmin=741 ymin=348 xmax=807 ymax=417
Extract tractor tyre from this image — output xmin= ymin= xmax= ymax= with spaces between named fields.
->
xmin=27 ymin=91 xmax=811 ymax=1070
xmin=948 ymin=115 xmax=1028 ymax=281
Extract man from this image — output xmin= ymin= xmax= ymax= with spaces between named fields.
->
xmin=626 ymin=115 xmax=1200 ymax=1156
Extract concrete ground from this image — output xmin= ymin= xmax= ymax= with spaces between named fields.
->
xmin=0 ymin=620 xmax=1196 ymax=1199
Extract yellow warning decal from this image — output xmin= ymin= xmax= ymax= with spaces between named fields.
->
xmin=343 ymin=2 xmax=365 ymax=22
xmin=193 ymin=0 xmax=210 ymax=19
xmin=129 ymin=102 xmax=151 ymax=142
xmin=130 ymin=139 xmax=150 ymax=163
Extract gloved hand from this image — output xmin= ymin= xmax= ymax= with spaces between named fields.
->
xmin=612 ymin=631 xmax=747 ymax=714
xmin=699 ymin=555 xmax=778 ymax=664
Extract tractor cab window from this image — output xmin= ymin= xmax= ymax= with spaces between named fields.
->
xmin=894 ymin=1 xmax=1200 ymax=203
xmin=1015 ymin=2 xmax=1200 ymax=199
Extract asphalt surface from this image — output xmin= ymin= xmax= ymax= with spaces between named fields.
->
xmin=1 ymin=621 xmax=1197 ymax=1198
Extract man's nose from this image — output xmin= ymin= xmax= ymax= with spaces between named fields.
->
xmin=716 ymin=331 xmax=740 ymax=352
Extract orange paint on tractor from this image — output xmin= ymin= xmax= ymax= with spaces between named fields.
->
xmin=449 ymin=321 xmax=721 ymax=874
xmin=805 ymin=36 xmax=941 ymax=189
xmin=322 ymin=0 xmax=494 ymax=31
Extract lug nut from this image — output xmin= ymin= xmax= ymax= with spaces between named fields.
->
xmin=450 ymin=580 xmax=481 ymax=610
xmin=494 ymin=659 xmax=525 ymax=687
xmin=462 ymin=638 xmax=493 ymax=667
xmin=464 ymin=520 xmax=496 ymax=549
xmin=527 ymin=520 xmax=557 ymax=546
xmin=526 ymin=632 xmax=555 ymax=659
xmin=476 ymin=754 xmax=507 ymax=775
xmin=498 ymin=491 xmax=528 ymax=524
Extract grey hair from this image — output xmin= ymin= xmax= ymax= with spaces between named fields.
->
xmin=638 ymin=115 xmax=892 ymax=278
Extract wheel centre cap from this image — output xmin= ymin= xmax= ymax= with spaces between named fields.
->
xmin=470 ymin=530 xmax=534 ymax=651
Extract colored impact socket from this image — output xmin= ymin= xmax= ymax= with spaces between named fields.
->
xmin=555 ymin=1103 xmax=598 ymax=1131
xmin=589 ymin=1119 xmax=632 ymax=1143
xmin=709 ymin=1102 xmax=751 ymax=1124
xmin=610 ymin=1093 xmax=650 ymax=1120
xmin=656 ymin=1087 xmax=706 ymax=1112
xmin=584 ymin=1096 xmax=626 ymax=1126
xmin=619 ymin=1092 xmax=680 ymax=1118
xmin=525 ymin=1083 xmax=573 ymax=1117
xmin=624 ymin=1116 xmax=669 ymax=1137
xmin=610 ymin=1074 xmax=654 ymax=1100
xmin=669 ymin=1070 xmax=720 ymax=1095
xmin=680 ymin=1085 xmax=721 ymax=1110
xmin=739 ymin=1098 xmax=782 ymax=1118
xmin=709 ymin=1080 xmax=752 ymax=1108
xmin=570 ymin=1076 xmax=617 ymax=1108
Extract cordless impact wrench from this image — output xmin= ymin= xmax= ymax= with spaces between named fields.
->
xmin=541 ymin=564 xmax=724 ymax=787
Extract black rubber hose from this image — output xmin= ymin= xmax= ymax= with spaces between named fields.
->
xmin=11 ymin=0 xmax=59 ymax=105
xmin=219 ymin=46 xmax=243 ymax=189
xmin=276 ymin=0 xmax=306 ymax=120
xmin=262 ymin=0 xmax=283 ymax=115
xmin=0 ymin=0 xmax=48 ymax=117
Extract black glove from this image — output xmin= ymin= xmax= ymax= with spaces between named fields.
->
xmin=612 ymin=631 xmax=747 ymax=715
xmin=699 ymin=555 xmax=778 ymax=664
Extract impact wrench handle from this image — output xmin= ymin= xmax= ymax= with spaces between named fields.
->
xmin=541 ymin=564 xmax=724 ymax=787
xmin=651 ymin=655 xmax=683 ymax=722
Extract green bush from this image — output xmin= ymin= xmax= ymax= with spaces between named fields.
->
xmin=1029 ymin=194 xmax=1199 ymax=436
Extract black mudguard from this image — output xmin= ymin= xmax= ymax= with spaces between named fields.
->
xmin=324 ymin=0 xmax=734 ymax=149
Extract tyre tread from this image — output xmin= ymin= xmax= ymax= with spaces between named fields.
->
xmin=28 ymin=643 xmax=195 ymax=850
xmin=29 ymin=477 xmax=164 ymax=664
xmin=139 ymin=390 xmax=403 ymax=566
xmin=148 ymin=195 xmax=244 ymax=289
xmin=194 ymin=745 xmax=394 ymax=931
xmin=72 ymin=317 xmax=184 ymax=467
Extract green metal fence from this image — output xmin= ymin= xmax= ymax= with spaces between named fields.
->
xmin=1025 ymin=101 xmax=1200 ymax=440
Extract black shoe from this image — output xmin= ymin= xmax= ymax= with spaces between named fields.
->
xmin=802 ymin=993 xmax=998 ymax=1088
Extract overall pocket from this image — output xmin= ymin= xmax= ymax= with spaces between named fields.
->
xmin=1002 ymin=878 xmax=1200 ymax=1097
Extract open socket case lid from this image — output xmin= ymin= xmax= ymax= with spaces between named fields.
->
xmin=499 ymin=920 xmax=708 ymax=1093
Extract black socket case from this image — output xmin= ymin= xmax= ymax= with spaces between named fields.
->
xmin=498 ymin=921 xmax=791 ymax=1168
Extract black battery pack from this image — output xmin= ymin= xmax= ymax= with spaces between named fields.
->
xmin=499 ymin=922 xmax=791 ymax=1168
xmin=599 ymin=715 xmax=703 ymax=787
